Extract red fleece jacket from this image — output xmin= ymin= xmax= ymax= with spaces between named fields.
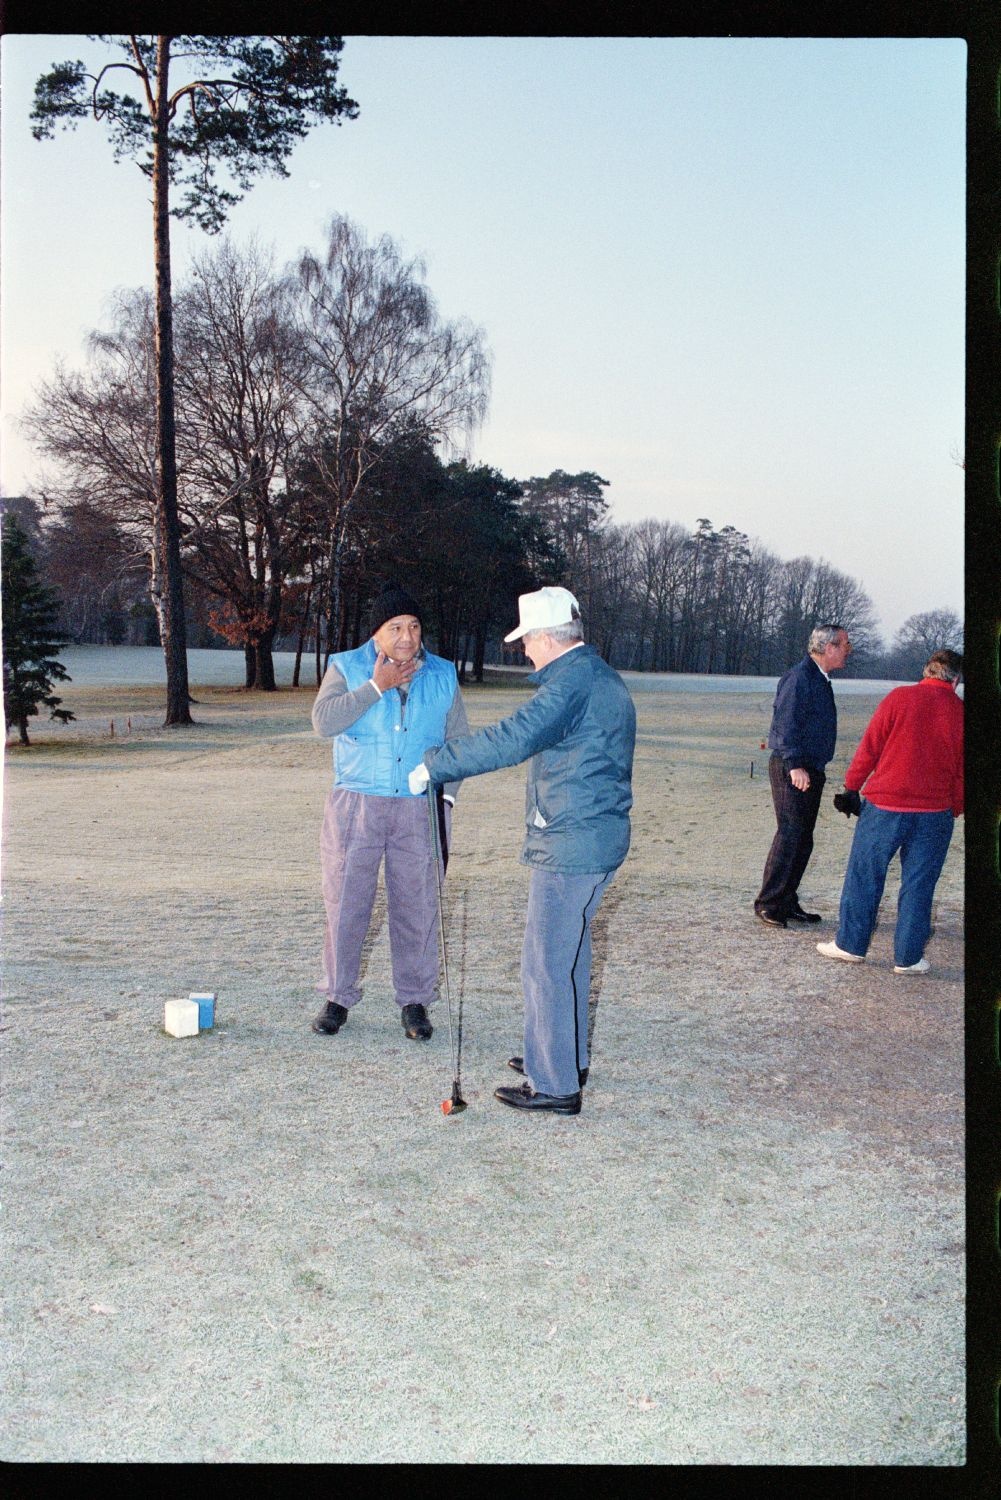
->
xmin=844 ymin=677 xmax=964 ymax=816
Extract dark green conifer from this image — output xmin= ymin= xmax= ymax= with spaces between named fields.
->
xmin=2 ymin=513 xmax=76 ymax=745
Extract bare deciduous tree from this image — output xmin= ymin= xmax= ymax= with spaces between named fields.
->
xmin=175 ymin=237 xmax=306 ymax=689
xmin=626 ymin=518 xmax=690 ymax=671
xmin=891 ymin=608 xmax=964 ymax=678
xmin=21 ymin=290 xmax=165 ymax=631
xmin=292 ymin=213 xmax=491 ymax=655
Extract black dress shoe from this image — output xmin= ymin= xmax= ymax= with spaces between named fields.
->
xmin=755 ymin=909 xmax=787 ymax=928
xmin=787 ymin=905 xmax=822 ymax=923
xmin=494 ymin=1082 xmax=582 ymax=1115
xmin=508 ymin=1055 xmax=588 ymax=1086
xmin=401 ymin=1003 xmax=433 ymax=1040
xmin=312 ymin=1001 xmax=349 ymax=1034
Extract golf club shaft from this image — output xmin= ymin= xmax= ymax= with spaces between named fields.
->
xmin=426 ymin=782 xmax=459 ymax=1085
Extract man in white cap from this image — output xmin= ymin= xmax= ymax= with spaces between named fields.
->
xmin=409 ymin=586 xmax=636 ymax=1115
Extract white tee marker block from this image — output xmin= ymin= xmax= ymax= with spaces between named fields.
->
xmin=189 ymin=992 xmax=216 ymax=1028
xmin=164 ymin=998 xmax=200 ymax=1037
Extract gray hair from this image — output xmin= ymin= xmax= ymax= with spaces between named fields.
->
xmin=923 ymin=648 xmax=963 ymax=683
xmin=808 ymin=623 xmax=846 ymax=654
xmin=524 ymin=616 xmax=584 ymax=647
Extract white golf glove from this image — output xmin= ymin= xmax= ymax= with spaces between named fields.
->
xmin=408 ymin=763 xmax=431 ymax=796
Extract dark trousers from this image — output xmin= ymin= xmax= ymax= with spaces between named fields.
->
xmin=755 ymin=753 xmax=825 ymax=917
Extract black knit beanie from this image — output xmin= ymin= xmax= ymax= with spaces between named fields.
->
xmin=369 ymin=583 xmax=423 ymax=636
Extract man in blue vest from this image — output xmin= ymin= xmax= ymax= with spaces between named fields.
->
xmin=311 ymin=584 xmax=468 ymax=1040
xmin=409 ymin=586 xmax=636 ymax=1116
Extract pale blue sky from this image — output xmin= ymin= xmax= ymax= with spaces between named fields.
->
xmin=0 ymin=34 xmax=965 ymax=641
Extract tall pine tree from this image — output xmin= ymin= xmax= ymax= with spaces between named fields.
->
xmin=2 ymin=513 xmax=76 ymax=745
xmin=31 ymin=36 xmax=359 ymax=726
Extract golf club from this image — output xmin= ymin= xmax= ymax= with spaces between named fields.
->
xmin=426 ymin=779 xmax=467 ymax=1113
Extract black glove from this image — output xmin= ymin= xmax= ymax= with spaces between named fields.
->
xmin=833 ymin=789 xmax=862 ymax=818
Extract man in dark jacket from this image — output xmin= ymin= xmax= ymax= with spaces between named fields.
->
xmin=409 ymin=586 xmax=636 ymax=1116
xmin=754 ymin=623 xmax=852 ymax=927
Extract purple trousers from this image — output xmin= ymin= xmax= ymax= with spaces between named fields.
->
xmin=317 ymin=787 xmax=448 ymax=1011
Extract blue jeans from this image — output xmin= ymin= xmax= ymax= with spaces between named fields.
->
xmin=521 ymin=868 xmax=613 ymax=1096
xmin=836 ymin=803 xmax=954 ymax=967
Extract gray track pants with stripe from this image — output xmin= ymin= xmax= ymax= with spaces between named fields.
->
xmin=521 ymin=867 xmax=614 ymax=1096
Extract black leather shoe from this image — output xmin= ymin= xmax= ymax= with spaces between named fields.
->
xmin=494 ymin=1082 xmax=581 ymax=1115
xmin=507 ymin=1055 xmax=588 ymax=1086
xmin=401 ymin=1003 xmax=433 ymax=1040
xmin=755 ymin=909 xmax=787 ymax=928
xmin=787 ymin=905 xmax=822 ymax=923
xmin=312 ymin=1001 xmax=349 ymax=1034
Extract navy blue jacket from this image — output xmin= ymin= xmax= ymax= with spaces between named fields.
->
xmin=767 ymin=654 xmax=837 ymax=772
xmin=425 ymin=644 xmax=636 ymax=875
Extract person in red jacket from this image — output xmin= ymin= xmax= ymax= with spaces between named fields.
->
xmin=817 ymin=648 xmax=963 ymax=974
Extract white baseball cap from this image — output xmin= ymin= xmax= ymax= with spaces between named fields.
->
xmin=503 ymin=585 xmax=581 ymax=643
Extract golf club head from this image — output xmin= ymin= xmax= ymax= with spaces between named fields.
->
xmin=441 ymin=1094 xmax=468 ymax=1115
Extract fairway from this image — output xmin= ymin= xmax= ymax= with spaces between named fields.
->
xmin=0 ymin=673 xmax=964 ymax=1464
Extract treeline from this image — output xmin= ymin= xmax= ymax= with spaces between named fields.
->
xmin=4 ymin=476 xmax=962 ymax=687
xmin=13 ymin=225 xmax=960 ymax=685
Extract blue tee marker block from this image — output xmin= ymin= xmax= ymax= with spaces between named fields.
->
xmin=189 ymin=992 xmax=216 ymax=1028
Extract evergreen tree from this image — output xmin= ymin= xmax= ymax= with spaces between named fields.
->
xmin=2 ymin=514 xmax=76 ymax=745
